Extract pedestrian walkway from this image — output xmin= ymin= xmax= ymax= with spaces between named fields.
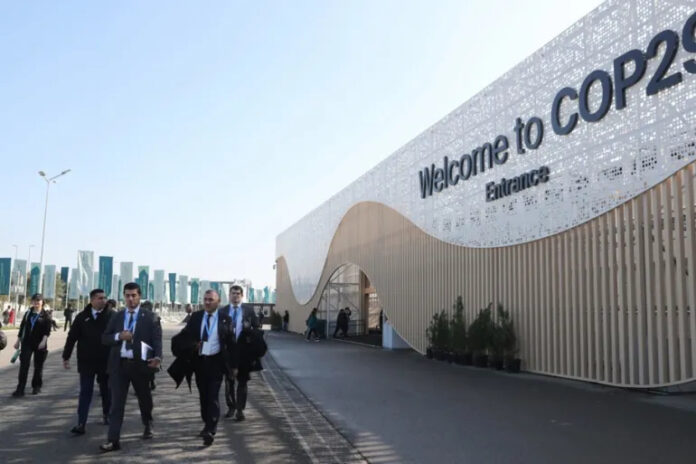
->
xmin=268 ymin=331 xmax=696 ymax=464
xmin=0 ymin=325 xmax=364 ymax=463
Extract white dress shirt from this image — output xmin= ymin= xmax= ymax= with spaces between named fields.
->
xmin=200 ymin=309 xmax=220 ymax=356
xmin=117 ymin=306 xmax=140 ymax=359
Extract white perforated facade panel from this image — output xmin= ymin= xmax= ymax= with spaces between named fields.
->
xmin=278 ymin=1 xmax=696 ymax=304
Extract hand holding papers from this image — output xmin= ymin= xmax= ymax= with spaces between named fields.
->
xmin=141 ymin=341 xmax=153 ymax=361
xmin=142 ymin=341 xmax=161 ymax=370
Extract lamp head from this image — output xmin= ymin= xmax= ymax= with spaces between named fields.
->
xmin=38 ymin=171 xmax=46 ymax=177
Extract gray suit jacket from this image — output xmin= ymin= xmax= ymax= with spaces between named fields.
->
xmin=102 ymin=307 xmax=163 ymax=375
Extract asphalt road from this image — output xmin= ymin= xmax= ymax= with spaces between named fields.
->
xmin=267 ymin=332 xmax=696 ymax=464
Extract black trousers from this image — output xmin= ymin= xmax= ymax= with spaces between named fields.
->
xmin=107 ymin=360 xmax=153 ymax=442
xmin=64 ymin=318 xmax=72 ymax=331
xmin=333 ymin=324 xmax=347 ymax=337
xmin=195 ymin=355 xmax=224 ymax=433
xmin=17 ymin=347 xmax=48 ymax=393
xmin=224 ymin=373 xmax=248 ymax=413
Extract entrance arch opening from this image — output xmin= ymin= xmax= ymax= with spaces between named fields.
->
xmin=317 ymin=263 xmax=384 ymax=346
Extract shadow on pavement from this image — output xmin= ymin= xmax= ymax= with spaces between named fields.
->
xmin=0 ymin=328 xmax=311 ymax=463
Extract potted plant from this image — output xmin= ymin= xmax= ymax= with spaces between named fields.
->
xmin=435 ymin=310 xmax=451 ymax=361
xmin=450 ymin=296 xmax=467 ymax=365
xmin=468 ymin=304 xmax=493 ymax=367
xmin=489 ymin=324 xmax=505 ymax=370
xmin=498 ymin=305 xmax=521 ymax=373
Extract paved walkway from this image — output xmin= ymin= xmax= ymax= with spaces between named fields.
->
xmin=268 ymin=332 xmax=696 ymax=464
xmin=3 ymin=326 xmax=696 ymax=463
xmin=0 ymin=325 xmax=364 ymax=463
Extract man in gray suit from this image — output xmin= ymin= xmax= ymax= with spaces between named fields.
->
xmin=220 ymin=285 xmax=258 ymax=421
xmin=99 ymin=282 xmax=162 ymax=452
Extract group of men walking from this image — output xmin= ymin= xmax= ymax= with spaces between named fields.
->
xmin=9 ymin=283 xmax=263 ymax=451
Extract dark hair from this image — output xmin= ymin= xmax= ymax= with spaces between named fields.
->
xmin=123 ymin=282 xmax=141 ymax=295
xmin=89 ymin=288 xmax=105 ymax=298
xmin=230 ymin=285 xmax=244 ymax=295
xmin=106 ymin=299 xmax=117 ymax=310
xmin=141 ymin=301 xmax=153 ymax=311
xmin=31 ymin=293 xmax=43 ymax=301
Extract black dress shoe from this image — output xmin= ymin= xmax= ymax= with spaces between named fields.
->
xmin=99 ymin=441 xmax=120 ymax=452
xmin=11 ymin=390 xmax=24 ymax=398
xmin=31 ymin=387 xmax=41 ymax=395
xmin=225 ymin=408 xmax=235 ymax=418
xmin=199 ymin=428 xmax=217 ymax=437
xmin=203 ymin=432 xmax=214 ymax=446
xmin=234 ymin=411 xmax=245 ymax=422
xmin=102 ymin=415 xmax=109 ymax=425
xmin=142 ymin=424 xmax=153 ymax=439
xmin=70 ymin=424 xmax=86 ymax=435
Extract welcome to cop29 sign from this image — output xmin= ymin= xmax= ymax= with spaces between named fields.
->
xmin=419 ymin=10 xmax=696 ymax=203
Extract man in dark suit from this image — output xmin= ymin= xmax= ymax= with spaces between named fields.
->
xmin=220 ymin=285 xmax=258 ymax=421
xmin=63 ymin=304 xmax=75 ymax=331
xmin=62 ymin=288 xmax=116 ymax=434
xmin=12 ymin=293 xmax=52 ymax=397
xmin=181 ymin=289 xmax=237 ymax=445
xmin=99 ymin=282 xmax=162 ymax=452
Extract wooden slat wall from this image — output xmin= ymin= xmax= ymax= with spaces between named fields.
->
xmin=276 ymin=163 xmax=696 ymax=389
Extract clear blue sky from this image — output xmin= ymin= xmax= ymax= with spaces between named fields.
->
xmin=0 ymin=0 xmax=603 ymax=288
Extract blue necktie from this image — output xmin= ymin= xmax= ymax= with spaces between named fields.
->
xmin=126 ymin=311 xmax=135 ymax=350
xmin=233 ymin=306 xmax=240 ymax=338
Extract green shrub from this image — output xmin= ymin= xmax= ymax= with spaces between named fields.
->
xmin=426 ymin=310 xmax=451 ymax=351
xmin=496 ymin=304 xmax=517 ymax=358
xmin=468 ymin=303 xmax=494 ymax=356
xmin=449 ymin=296 xmax=467 ymax=353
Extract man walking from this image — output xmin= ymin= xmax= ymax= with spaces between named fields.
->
xmin=11 ymin=293 xmax=51 ymax=397
xmin=62 ymin=289 xmax=115 ymax=434
xmin=182 ymin=289 xmax=236 ymax=445
xmin=64 ymin=304 xmax=75 ymax=331
xmin=220 ymin=285 xmax=257 ymax=421
xmin=99 ymin=282 xmax=162 ymax=452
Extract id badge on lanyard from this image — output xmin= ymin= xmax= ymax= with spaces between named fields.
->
xmin=200 ymin=314 xmax=217 ymax=356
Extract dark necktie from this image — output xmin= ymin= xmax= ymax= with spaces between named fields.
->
xmin=126 ymin=311 xmax=135 ymax=350
xmin=202 ymin=313 xmax=211 ymax=342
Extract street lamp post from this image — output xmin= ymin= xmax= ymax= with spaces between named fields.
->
xmin=26 ymin=245 xmax=34 ymax=302
xmin=37 ymin=169 xmax=71 ymax=293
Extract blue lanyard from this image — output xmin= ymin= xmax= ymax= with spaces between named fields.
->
xmin=202 ymin=312 xmax=218 ymax=340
